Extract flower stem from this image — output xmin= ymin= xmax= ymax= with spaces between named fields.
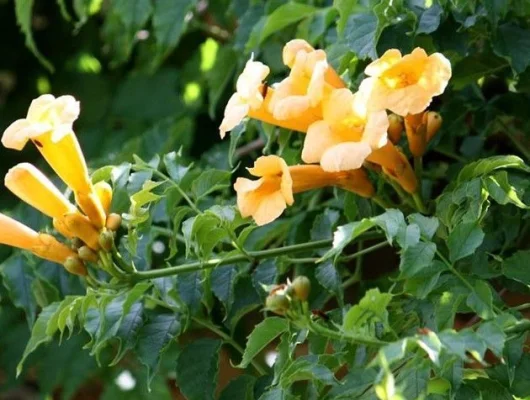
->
xmin=372 ymin=195 xmax=392 ymax=209
xmin=411 ymin=192 xmax=428 ymax=214
xmin=151 ymin=169 xmax=201 ymax=214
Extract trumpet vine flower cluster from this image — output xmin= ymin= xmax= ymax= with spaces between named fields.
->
xmin=1 ymin=95 xmax=120 ymax=276
xmin=220 ymin=40 xmax=451 ymax=225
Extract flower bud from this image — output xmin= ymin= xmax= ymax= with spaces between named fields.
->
xmin=78 ymin=245 xmax=99 ymax=263
xmin=425 ymin=111 xmax=442 ymax=141
xmin=265 ymin=294 xmax=290 ymax=315
xmin=106 ymin=213 xmax=122 ymax=231
xmin=63 ymin=255 xmax=87 ymax=276
xmin=99 ymin=230 xmax=114 ymax=252
xmin=291 ymin=276 xmax=311 ymax=301
xmin=387 ymin=114 xmax=403 ymax=144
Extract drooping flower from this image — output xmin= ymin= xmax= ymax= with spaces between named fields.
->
xmin=359 ymin=48 xmax=451 ymax=116
xmin=301 ymin=88 xmax=389 ymax=172
xmin=0 ymin=213 xmax=85 ymax=275
xmin=2 ymin=94 xmax=107 ymax=228
xmin=219 ymin=58 xmax=316 ymax=138
xmin=268 ymin=39 xmax=345 ymax=121
xmin=234 ymin=155 xmax=374 ymax=225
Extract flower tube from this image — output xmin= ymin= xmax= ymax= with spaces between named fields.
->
xmin=234 ymin=155 xmax=374 ymax=225
xmin=0 ymin=213 xmax=85 ymax=275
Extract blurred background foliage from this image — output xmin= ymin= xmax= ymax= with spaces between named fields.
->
xmin=1 ymin=0 xmax=530 ymax=398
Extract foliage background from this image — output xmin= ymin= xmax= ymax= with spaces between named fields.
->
xmin=1 ymin=0 xmax=530 ymax=399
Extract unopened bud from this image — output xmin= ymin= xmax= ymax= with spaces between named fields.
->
xmin=291 ymin=276 xmax=311 ymax=301
xmin=106 ymin=213 xmax=122 ymax=231
xmin=387 ymin=114 xmax=403 ymax=143
xmin=99 ymin=230 xmax=114 ymax=252
xmin=64 ymin=256 xmax=87 ymax=276
xmin=78 ymin=246 xmax=99 ymax=263
xmin=425 ymin=112 xmax=442 ymax=141
xmin=265 ymin=294 xmax=290 ymax=315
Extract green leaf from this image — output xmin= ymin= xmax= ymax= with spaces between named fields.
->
xmin=451 ymin=54 xmax=508 ymax=90
xmin=493 ymin=23 xmax=530 ymax=74
xmin=192 ymin=169 xmax=231 ymax=200
xmin=136 ymin=312 xmax=181 ymax=383
xmin=14 ymin=0 xmax=54 ymax=71
xmin=448 ymin=223 xmax=485 ymax=263
xmin=177 ymin=271 xmax=203 ymax=314
xmin=238 ymin=317 xmax=289 ymax=368
xmin=211 ymin=265 xmax=238 ymax=311
xmin=343 ymin=12 xmax=379 ymax=59
xmin=73 ymin=0 xmax=103 ymax=28
xmin=416 ymin=4 xmax=443 ymax=34
xmin=315 ymin=261 xmax=343 ymax=304
xmin=322 ymin=219 xmax=375 ymax=260
xmin=17 ymin=302 xmax=60 ymax=376
xmin=176 ymin=338 xmax=222 ymax=400
xmin=466 ymin=281 xmax=495 ymax=320
xmin=260 ymin=2 xmax=318 ymax=43
xmin=503 ymin=250 xmax=530 ymax=285
xmin=399 ymin=241 xmax=436 ymax=278
xmin=343 ymin=288 xmax=392 ymax=333
xmin=208 ymin=46 xmax=237 ymax=118
xmin=153 ymin=0 xmax=197 ymax=61
xmin=311 ymin=209 xmax=340 ymax=242
xmin=457 ymin=155 xmax=530 ymax=183
xmin=113 ymin=0 xmax=153 ymax=32
xmin=279 ymin=355 xmax=336 ymax=387
xmin=373 ymin=209 xmax=406 ymax=245
xmin=219 ymin=375 xmax=256 ymax=400
xmin=163 ymin=151 xmax=191 ymax=183
xmin=484 ymin=171 xmax=528 ymax=208
xmin=484 ymin=0 xmax=508 ymax=28
xmin=408 ymin=214 xmax=439 ymax=240
xmin=1 ymin=255 xmax=37 ymax=326
xmin=112 ymin=301 xmax=145 ymax=364
xmin=476 ymin=321 xmax=506 ymax=357
xmin=334 ymin=0 xmax=359 ymax=34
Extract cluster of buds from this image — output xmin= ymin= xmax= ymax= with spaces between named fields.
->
xmin=1 ymin=95 xmax=122 ymax=276
xmin=265 ymin=276 xmax=311 ymax=317
xmin=220 ymin=40 xmax=451 ymax=225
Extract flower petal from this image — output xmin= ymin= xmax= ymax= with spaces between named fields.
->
xmin=248 ymin=155 xmax=287 ymax=177
xmin=301 ymin=121 xmax=338 ymax=164
xmin=322 ymin=88 xmax=355 ymax=124
xmin=362 ymin=110 xmax=389 ymax=149
xmin=283 ymin=39 xmax=314 ymax=68
xmin=219 ymin=94 xmax=250 ymax=138
xmin=252 ymin=191 xmax=288 ymax=226
xmin=365 ymin=49 xmax=402 ymax=77
xmin=320 ymin=142 xmax=372 ymax=172
xmin=27 ymin=94 xmax=56 ymax=121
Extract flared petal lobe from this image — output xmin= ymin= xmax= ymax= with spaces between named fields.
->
xmin=361 ymin=48 xmax=451 ymax=116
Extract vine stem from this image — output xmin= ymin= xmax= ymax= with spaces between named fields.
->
xmin=131 ymin=239 xmax=334 ymax=281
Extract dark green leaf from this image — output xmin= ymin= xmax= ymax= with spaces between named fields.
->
xmin=260 ymin=2 xmax=318 ymax=43
xmin=238 ymin=317 xmax=289 ymax=368
xmin=219 ymin=375 xmax=256 ymax=400
xmin=417 ymin=4 xmax=443 ymax=34
xmin=448 ymin=223 xmax=485 ymax=263
xmin=493 ymin=23 xmax=530 ymax=74
xmin=343 ymin=12 xmax=379 ymax=59
xmin=192 ymin=169 xmax=231 ymax=199
xmin=1 ymin=255 xmax=37 ymax=326
xmin=466 ymin=281 xmax=494 ymax=320
xmin=399 ymin=241 xmax=436 ymax=278
xmin=503 ymin=250 xmax=530 ymax=285
xmin=177 ymin=271 xmax=203 ymax=314
xmin=176 ymin=338 xmax=222 ymax=400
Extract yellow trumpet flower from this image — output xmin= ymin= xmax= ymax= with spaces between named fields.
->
xmin=0 ymin=213 xmax=84 ymax=274
xmin=219 ymin=59 xmax=317 ymax=138
xmin=94 ymin=181 xmax=113 ymax=215
xmin=4 ymin=163 xmax=77 ymax=219
xmin=302 ymin=88 xmax=389 ymax=172
xmin=268 ymin=39 xmax=345 ymax=121
xmin=234 ymin=155 xmax=374 ymax=226
xmin=366 ymin=142 xmax=417 ymax=194
xmin=1 ymin=94 xmax=106 ymax=228
xmin=359 ymin=48 xmax=451 ymax=116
